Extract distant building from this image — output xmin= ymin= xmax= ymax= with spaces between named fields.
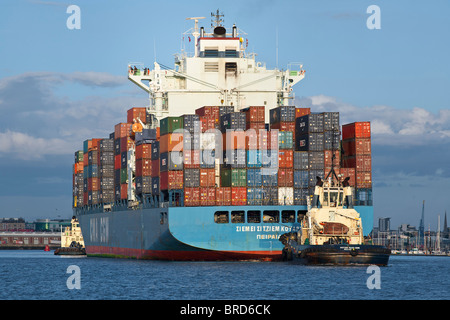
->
xmin=0 ymin=218 xmax=26 ymax=231
xmin=378 ymin=218 xmax=391 ymax=232
xmin=34 ymin=219 xmax=71 ymax=232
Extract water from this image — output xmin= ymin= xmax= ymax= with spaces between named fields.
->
xmin=0 ymin=251 xmax=448 ymax=300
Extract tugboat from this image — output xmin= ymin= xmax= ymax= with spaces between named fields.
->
xmin=280 ymin=170 xmax=390 ymax=266
xmin=54 ymin=216 xmax=86 ymax=256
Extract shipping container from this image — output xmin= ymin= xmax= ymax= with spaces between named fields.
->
xmin=184 ymin=168 xmax=200 ymax=188
xmin=309 ymin=151 xmax=324 ymax=170
xmin=160 ymin=133 xmax=183 ymax=153
xmin=195 ymin=106 xmax=220 ymax=118
xmin=215 ymin=187 xmax=232 ymax=206
xmin=223 ymin=149 xmax=246 ymax=168
xmin=115 ymin=123 xmax=131 ymax=139
xmin=294 ymin=170 xmax=309 ymax=188
xmin=342 ymin=122 xmax=371 ymax=140
xmin=220 ymin=168 xmax=246 ymax=187
xmin=342 ymin=138 xmax=371 ymax=156
xmin=278 ymin=168 xmax=294 ymax=187
xmin=231 ymin=187 xmax=247 ymax=206
xmin=246 ymin=150 xmax=262 ymax=168
xmin=246 ymin=122 xmax=266 ymax=133
xmin=136 ymin=176 xmax=152 ymax=194
xmin=356 ymin=171 xmax=372 ymax=189
xmin=200 ymin=132 xmax=217 ymax=150
xmin=200 ymin=168 xmax=215 ymax=187
xmin=324 ymin=131 xmax=340 ymax=150
xmin=182 ymin=114 xmax=201 ymax=133
xmin=261 ymin=187 xmax=278 ymax=205
xmin=278 ymin=187 xmax=294 ymax=206
xmin=324 ymin=150 xmax=340 ymax=168
xmin=247 ymin=168 xmax=262 ymax=187
xmin=184 ymin=150 xmax=201 ymax=169
xmin=135 ymin=129 xmax=157 ymax=142
xmin=114 ymin=138 xmax=121 ymax=155
xmin=308 ymin=169 xmax=324 ymax=188
xmin=261 ymin=150 xmax=278 ymax=168
xmin=160 ymin=152 xmax=184 ymax=171
xmin=278 ymin=150 xmax=294 ymax=168
xmin=135 ymin=158 xmax=153 ymax=177
xmin=160 ymin=116 xmax=184 ymax=136
xmin=242 ymin=106 xmax=265 ymax=123
xmin=200 ymin=116 xmax=216 ymax=132
xmin=262 ymin=170 xmax=278 ymax=187
xmin=74 ymin=150 xmax=84 ymax=163
xmin=294 ymin=188 xmax=309 ymax=205
xmin=161 ymin=170 xmax=184 ymax=190
xmin=258 ymin=130 xmax=279 ymax=150
xmin=278 ymin=131 xmax=294 ymax=149
xmin=322 ymin=112 xmax=340 ymax=132
xmin=151 ymin=141 xmax=160 ymax=160
xmin=184 ymin=187 xmax=200 ymax=207
xmin=223 ymin=130 xmax=246 ymax=150
xmin=269 ymin=106 xmax=295 ymax=124
xmin=342 ymin=155 xmax=372 ymax=172
xmin=294 ymin=151 xmax=309 ymax=170
xmin=199 ymin=187 xmax=216 ymax=206
xmin=220 ymin=112 xmax=246 ymax=132
xmin=340 ymin=168 xmax=356 ymax=186
xmin=270 ymin=121 xmax=295 ymax=133
xmin=120 ymin=136 xmax=134 ymax=152
xmin=296 ymin=113 xmax=324 ymax=134
xmin=136 ymin=142 xmax=152 ymax=159
xmin=296 ymin=133 xmax=324 ymax=151
xmin=127 ymin=107 xmax=147 ymax=124
xmin=200 ymin=150 xmax=216 ymax=169
xmin=247 ymin=187 xmax=263 ymax=205
xmin=295 ymin=107 xmax=311 ymax=118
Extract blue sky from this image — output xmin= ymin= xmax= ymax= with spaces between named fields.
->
xmin=1 ymin=0 xmax=449 ymax=231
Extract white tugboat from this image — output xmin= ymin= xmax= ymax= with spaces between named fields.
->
xmin=54 ymin=216 xmax=86 ymax=256
xmin=280 ymin=170 xmax=390 ymax=266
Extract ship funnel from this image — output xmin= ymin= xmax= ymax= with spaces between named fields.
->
xmin=214 ymin=26 xmax=226 ymax=37
xmin=200 ymin=26 xmax=204 ymax=38
xmin=232 ymin=24 xmax=237 ymax=37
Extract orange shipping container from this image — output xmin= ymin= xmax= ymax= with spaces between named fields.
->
xmin=184 ymin=150 xmax=200 ymax=169
xmin=127 ymin=107 xmax=147 ymax=124
xmin=231 ymin=187 xmax=247 ymax=206
xmin=136 ymin=143 xmax=152 ymax=159
xmin=278 ymin=150 xmax=294 ymax=168
xmin=222 ymin=131 xmax=246 ymax=150
xmin=160 ymin=171 xmax=183 ymax=190
xmin=88 ymin=177 xmax=99 ymax=191
xmin=115 ymin=123 xmax=132 ymax=139
xmin=215 ymin=187 xmax=232 ymax=206
xmin=114 ymin=154 xmax=121 ymax=170
xmin=342 ymin=122 xmax=371 ymax=140
xmin=121 ymin=183 xmax=127 ymax=199
xmin=243 ymin=106 xmax=265 ymax=123
xmin=270 ymin=121 xmax=295 ymax=133
xmin=295 ymin=107 xmax=311 ymax=118
xmin=184 ymin=187 xmax=200 ymax=207
xmin=356 ymin=171 xmax=372 ymax=188
xmin=200 ymin=116 xmax=216 ymax=132
xmin=340 ymin=168 xmax=356 ymax=186
xmin=74 ymin=162 xmax=84 ymax=174
xmin=200 ymin=187 xmax=215 ymax=206
xmin=324 ymin=150 xmax=340 ymax=167
xmin=342 ymin=138 xmax=371 ymax=156
xmin=160 ymin=133 xmax=183 ymax=154
xmin=200 ymin=168 xmax=215 ymax=187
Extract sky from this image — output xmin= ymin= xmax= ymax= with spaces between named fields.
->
xmin=0 ymin=0 xmax=449 ymax=231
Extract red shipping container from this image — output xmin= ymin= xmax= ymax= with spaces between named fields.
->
xmin=88 ymin=177 xmax=99 ymax=191
xmin=342 ymin=122 xmax=371 ymax=140
xmin=74 ymin=162 xmax=83 ymax=174
xmin=184 ymin=187 xmax=200 ymax=206
xmin=222 ymin=131 xmax=246 ymax=150
xmin=115 ymin=123 xmax=132 ymax=139
xmin=160 ymin=133 xmax=183 ymax=153
xmin=89 ymin=138 xmax=102 ymax=151
xmin=127 ymin=107 xmax=147 ymax=124
xmin=136 ymin=143 xmax=152 ymax=159
xmin=120 ymin=136 xmax=134 ymax=152
xmin=270 ymin=121 xmax=295 ymax=133
xmin=278 ymin=150 xmax=294 ymax=168
xmin=278 ymin=168 xmax=294 ymax=187
xmin=114 ymin=154 xmax=121 ymax=170
xmin=200 ymin=168 xmax=215 ymax=187
xmin=340 ymin=168 xmax=356 ymax=186
xmin=151 ymin=159 xmax=159 ymax=177
xmin=136 ymin=158 xmax=153 ymax=177
xmin=200 ymin=187 xmax=216 ymax=206
xmin=195 ymin=106 xmax=220 ymax=119
xmin=121 ymin=183 xmax=127 ymax=199
xmin=160 ymin=171 xmax=183 ymax=190
xmin=243 ymin=106 xmax=265 ymax=123
xmin=324 ymin=150 xmax=340 ymax=167
xmin=215 ymin=187 xmax=232 ymax=206
xmin=83 ymin=152 xmax=89 ymax=167
xmin=200 ymin=116 xmax=216 ymax=132
xmin=343 ymin=155 xmax=372 ymax=172
xmin=258 ymin=130 xmax=278 ymax=150
xmin=246 ymin=122 xmax=265 ymax=132
xmin=184 ymin=150 xmax=201 ymax=169
xmin=83 ymin=192 xmax=88 ymax=206
xmin=295 ymin=107 xmax=311 ymax=118
xmin=342 ymin=138 xmax=371 ymax=156
xmin=356 ymin=171 xmax=372 ymax=188
xmin=231 ymin=187 xmax=247 ymax=206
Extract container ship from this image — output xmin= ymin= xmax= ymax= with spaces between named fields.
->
xmin=72 ymin=12 xmax=373 ymax=261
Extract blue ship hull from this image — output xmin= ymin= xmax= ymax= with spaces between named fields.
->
xmin=75 ymin=205 xmax=373 ymax=261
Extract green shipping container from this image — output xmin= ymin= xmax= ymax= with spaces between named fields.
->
xmin=221 ymin=168 xmax=247 ymax=187
xmin=160 ymin=117 xmax=184 ymax=136
xmin=75 ymin=150 xmax=84 ymax=163
xmin=120 ymin=168 xmax=128 ymax=184
xmin=279 ymin=131 xmax=293 ymax=149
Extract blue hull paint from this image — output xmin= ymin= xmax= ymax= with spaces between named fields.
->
xmin=76 ymin=205 xmax=373 ymax=260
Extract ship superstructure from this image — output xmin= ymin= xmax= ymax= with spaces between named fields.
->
xmin=72 ymin=12 xmax=373 ymax=261
xmin=128 ymin=11 xmax=305 ymax=124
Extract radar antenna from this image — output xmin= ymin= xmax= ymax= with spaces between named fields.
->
xmin=211 ymin=9 xmax=224 ymax=27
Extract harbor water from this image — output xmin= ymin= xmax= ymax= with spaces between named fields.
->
xmin=0 ymin=251 xmax=448 ymax=301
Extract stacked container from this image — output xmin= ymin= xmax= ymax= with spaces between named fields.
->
xmin=84 ymin=139 xmax=102 ymax=205
xmin=73 ymin=151 xmax=84 ymax=207
xmin=114 ymin=123 xmax=132 ymax=201
xmin=99 ymin=139 xmax=115 ymax=204
xmin=135 ymin=139 xmax=160 ymax=195
xmin=341 ymin=122 xmax=372 ymax=205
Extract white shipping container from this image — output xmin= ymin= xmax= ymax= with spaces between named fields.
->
xmin=278 ymin=187 xmax=294 ymax=205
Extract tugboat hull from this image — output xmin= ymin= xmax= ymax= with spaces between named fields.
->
xmin=287 ymin=245 xmax=391 ymax=266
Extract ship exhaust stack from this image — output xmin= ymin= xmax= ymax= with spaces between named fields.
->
xmin=232 ymin=24 xmax=237 ymax=37
xmin=214 ymin=26 xmax=226 ymax=37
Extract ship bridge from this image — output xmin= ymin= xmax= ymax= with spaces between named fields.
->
xmin=128 ymin=12 xmax=305 ymax=123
